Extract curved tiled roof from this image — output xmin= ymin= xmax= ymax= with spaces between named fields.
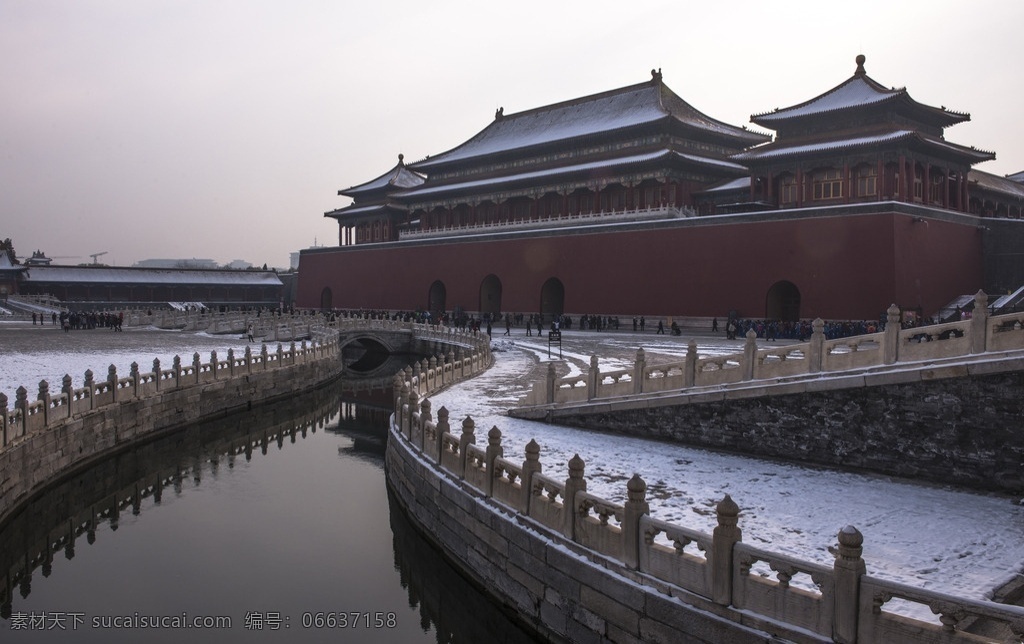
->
xmin=340 ymin=155 xmax=425 ymax=197
xmin=970 ymin=169 xmax=1024 ymax=199
xmin=396 ymin=149 xmax=747 ymax=201
xmin=751 ymin=56 xmax=968 ymax=129
xmin=409 ymin=74 xmax=767 ymax=171
xmin=22 ymin=266 xmax=283 ymax=287
xmin=733 ymin=129 xmax=993 ymax=163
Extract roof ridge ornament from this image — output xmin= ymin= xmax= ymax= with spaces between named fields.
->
xmin=398 ymin=153 xmax=404 ymax=165
xmin=495 ymin=107 xmax=504 ymax=121
xmin=651 ymin=68 xmax=662 ymax=83
xmin=855 ymin=54 xmax=866 ymax=77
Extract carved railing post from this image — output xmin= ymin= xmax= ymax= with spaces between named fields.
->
xmin=108 ymin=365 xmax=118 ymax=403
xmin=172 ymin=356 xmax=182 ymax=388
xmin=276 ymin=343 xmax=284 ymax=368
xmin=623 ymin=474 xmax=649 ymax=569
xmin=243 ymin=346 xmax=252 ymax=374
xmin=393 ymin=377 xmax=406 ymax=416
xmin=809 ymin=318 xmax=825 ymax=373
xmin=831 ymin=525 xmax=866 ymax=644
xmin=192 ymin=352 xmax=201 ymax=384
xmin=971 ymin=290 xmax=989 ymax=353
xmin=37 ymin=380 xmax=51 ymax=426
xmin=632 ymin=348 xmax=646 ymax=394
xmin=587 ymin=355 xmax=600 ymax=400
xmin=406 ymin=391 xmax=419 ymax=440
xmin=484 ymin=426 xmax=503 ymax=497
xmin=563 ymin=454 xmax=587 ymax=540
xmin=152 ymin=358 xmax=161 ymax=391
xmin=435 ymin=406 xmax=449 ymax=463
xmin=521 ymin=439 xmax=542 ymax=514
xmin=84 ymin=370 xmax=95 ymax=409
xmin=0 ymin=392 xmax=8 ymax=446
xmin=712 ymin=494 xmax=741 ymax=606
xmin=418 ymin=398 xmax=432 ymax=452
xmin=62 ymin=375 xmax=73 ymax=418
xmin=458 ymin=416 xmax=475 ymax=478
xmin=209 ymin=351 xmax=218 ymax=380
xmin=130 ymin=361 xmax=140 ymax=397
xmin=684 ymin=340 xmax=697 ymax=387
xmin=545 ymin=362 xmax=557 ymax=404
xmin=260 ymin=344 xmax=269 ymax=371
xmin=743 ymin=329 xmax=757 ymax=381
xmin=883 ymin=304 xmax=901 ymax=365
xmin=14 ymin=387 xmax=27 ymax=437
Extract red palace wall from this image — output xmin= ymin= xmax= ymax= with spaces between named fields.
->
xmin=297 ymin=209 xmax=983 ymax=321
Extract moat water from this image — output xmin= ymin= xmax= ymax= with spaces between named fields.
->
xmin=0 ymin=380 xmax=539 ymax=643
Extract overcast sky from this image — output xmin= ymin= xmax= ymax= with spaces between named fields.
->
xmin=2 ymin=1 xmax=1021 ymax=269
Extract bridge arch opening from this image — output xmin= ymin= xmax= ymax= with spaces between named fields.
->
xmin=340 ymin=337 xmax=392 ymax=373
xmin=428 ymin=281 xmax=446 ymax=317
xmin=766 ymin=281 xmax=801 ymax=321
xmin=320 ymin=287 xmax=333 ymax=311
xmin=539 ymin=278 xmax=564 ymax=324
xmin=479 ymin=275 xmax=502 ymax=319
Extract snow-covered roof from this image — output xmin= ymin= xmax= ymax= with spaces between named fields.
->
xmin=969 ymin=169 xmax=1024 ymax=199
xmin=698 ymin=176 xmax=750 ymax=193
xmin=733 ymin=129 xmax=993 ymax=163
xmin=0 ymin=250 xmax=20 ymax=271
xmin=410 ymin=73 xmax=767 ymax=171
xmin=339 ymin=155 xmax=425 ymax=198
xmin=397 ymin=149 xmax=747 ymax=200
xmin=324 ymin=203 xmax=402 ymax=220
xmin=22 ymin=266 xmax=284 ymax=287
xmin=751 ymin=56 xmax=968 ymax=128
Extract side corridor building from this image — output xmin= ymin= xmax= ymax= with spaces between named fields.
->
xmin=297 ymin=57 xmax=1024 ymax=322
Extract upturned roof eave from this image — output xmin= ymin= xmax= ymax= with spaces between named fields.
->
xmin=394 ymin=149 xmax=748 ymax=203
xmin=733 ymin=131 xmax=993 ymax=165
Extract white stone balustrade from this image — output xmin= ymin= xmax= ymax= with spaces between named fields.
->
xmin=522 ymin=291 xmax=1024 ymax=407
xmin=392 ymin=356 xmax=1024 ymax=642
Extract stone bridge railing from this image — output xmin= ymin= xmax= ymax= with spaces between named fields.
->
xmin=390 ymin=380 xmax=1024 ymax=642
xmin=0 ymin=327 xmax=344 ymax=526
xmin=522 ymin=291 xmax=1024 ymax=407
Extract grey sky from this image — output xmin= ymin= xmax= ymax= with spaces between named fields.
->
xmin=2 ymin=0 xmax=1021 ymax=269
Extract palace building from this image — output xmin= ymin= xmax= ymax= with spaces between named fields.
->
xmin=297 ymin=57 xmax=1024 ymax=322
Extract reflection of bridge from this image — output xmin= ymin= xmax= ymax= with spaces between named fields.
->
xmin=0 ymin=384 xmax=340 ymax=617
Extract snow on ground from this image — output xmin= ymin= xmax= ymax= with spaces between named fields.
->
xmin=2 ymin=323 xmax=1021 ymax=621
xmin=428 ymin=333 xmax=1024 ymax=619
xmin=0 ymin=322 xmax=256 ymax=402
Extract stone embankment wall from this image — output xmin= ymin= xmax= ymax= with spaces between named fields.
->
xmin=0 ymin=333 xmax=343 ymax=526
xmin=557 ymin=365 xmax=1024 ymax=495
xmin=386 ymin=356 xmax=1024 ymax=643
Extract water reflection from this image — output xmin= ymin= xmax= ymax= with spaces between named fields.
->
xmin=0 ymin=380 xmax=540 ymax=643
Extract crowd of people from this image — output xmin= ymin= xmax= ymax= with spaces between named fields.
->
xmin=29 ymin=310 xmax=125 ymax=332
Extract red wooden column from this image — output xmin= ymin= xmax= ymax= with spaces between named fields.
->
xmin=877 ymin=159 xmax=884 ymax=201
xmin=899 ymin=155 xmax=907 ymax=202
xmin=924 ymin=163 xmax=931 ymax=206
xmin=796 ymin=169 xmax=804 ymax=207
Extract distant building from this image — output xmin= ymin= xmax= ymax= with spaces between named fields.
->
xmin=298 ymin=58 xmax=1024 ymax=320
xmin=223 ymin=259 xmax=253 ymax=270
xmin=13 ymin=263 xmax=282 ymax=309
xmin=133 ymin=258 xmax=219 ymax=270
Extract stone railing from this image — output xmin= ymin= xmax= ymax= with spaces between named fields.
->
xmin=522 ymin=291 xmax=1024 ymax=406
xmin=399 ymin=204 xmax=696 ymax=241
xmin=0 ymin=328 xmax=344 ymax=525
xmin=389 ymin=385 xmax=1024 ymax=642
